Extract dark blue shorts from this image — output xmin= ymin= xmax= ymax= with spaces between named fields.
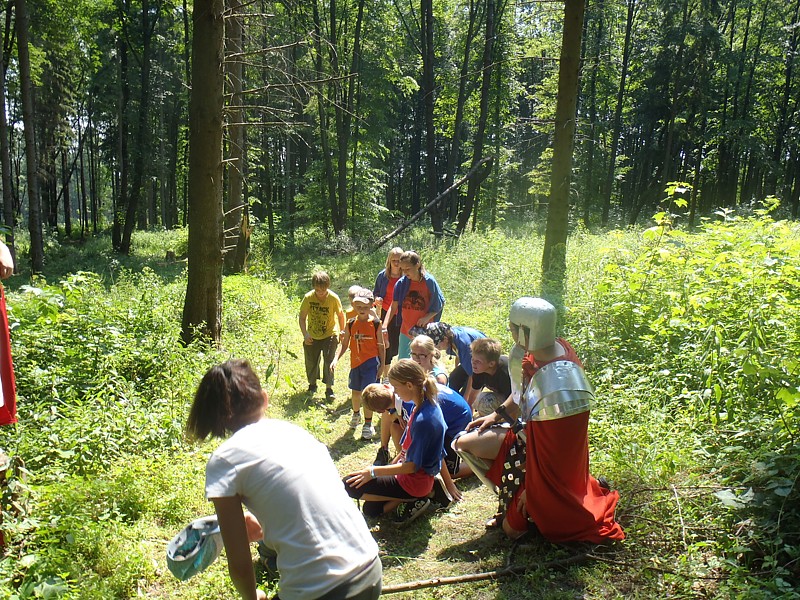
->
xmin=349 ymin=357 xmax=380 ymax=391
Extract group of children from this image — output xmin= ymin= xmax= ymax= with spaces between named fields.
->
xmin=187 ymin=252 xmax=625 ymax=600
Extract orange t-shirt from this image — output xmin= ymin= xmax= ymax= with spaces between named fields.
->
xmin=347 ymin=317 xmax=382 ymax=368
xmin=400 ymin=279 xmax=431 ymax=335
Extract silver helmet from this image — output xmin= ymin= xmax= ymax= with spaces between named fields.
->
xmin=509 ymin=297 xmax=556 ymax=351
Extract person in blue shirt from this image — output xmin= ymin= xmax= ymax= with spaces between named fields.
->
xmin=412 ymin=322 xmax=485 ymax=406
xmin=343 ymin=360 xmax=447 ymax=525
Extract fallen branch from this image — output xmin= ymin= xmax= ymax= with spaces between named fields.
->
xmin=372 ymin=156 xmax=494 ymax=251
xmin=380 ymin=553 xmax=588 ymax=594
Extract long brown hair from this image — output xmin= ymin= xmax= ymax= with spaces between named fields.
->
xmin=388 ymin=359 xmax=438 ymax=405
xmin=400 ymin=250 xmax=426 ymax=277
xmin=385 ymin=247 xmax=403 ymax=277
xmin=186 ymin=359 xmax=264 ymax=441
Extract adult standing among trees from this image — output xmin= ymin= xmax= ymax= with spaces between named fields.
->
xmin=381 ymin=251 xmax=445 ymax=361
xmin=372 ymin=247 xmax=404 ymax=381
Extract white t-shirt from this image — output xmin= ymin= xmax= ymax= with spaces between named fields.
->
xmin=205 ymin=419 xmax=379 ymax=600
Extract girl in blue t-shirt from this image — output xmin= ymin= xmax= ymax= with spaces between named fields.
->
xmin=343 ymin=359 xmax=446 ymax=524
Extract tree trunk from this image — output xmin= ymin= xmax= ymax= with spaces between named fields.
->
xmin=541 ymin=0 xmax=585 ymax=304
xmin=456 ymin=0 xmax=501 ymax=235
xmin=120 ymin=0 xmax=159 ymax=253
xmin=421 ymin=0 xmax=441 ymax=235
xmin=600 ymin=0 xmax=636 ymax=226
xmin=113 ymin=0 xmax=130 ymax=250
xmin=15 ymin=0 xmax=43 ymax=272
xmin=224 ymin=1 xmax=246 ymax=272
xmin=181 ymin=0 xmax=224 ymax=346
xmin=445 ymin=0 xmax=480 ymax=221
xmin=0 ymin=2 xmax=15 ymax=262
xmin=61 ymin=151 xmax=72 ymax=237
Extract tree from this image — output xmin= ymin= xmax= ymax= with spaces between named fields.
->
xmin=15 ymin=0 xmax=43 ymax=272
xmin=181 ymin=0 xmax=224 ymax=345
xmin=540 ymin=0 xmax=585 ymax=303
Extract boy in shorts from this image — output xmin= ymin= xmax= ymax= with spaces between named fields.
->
xmin=331 ymin=289 xmax=385 ymax=440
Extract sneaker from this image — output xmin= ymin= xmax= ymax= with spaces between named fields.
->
xmin=349 ymin=412 xmax=362 ymax=429
xmin=325 ymin=388 xmax=335 ymax=402
xmin=429 ymin=474 xmax=453 ymax=509
xmin=373 ymin=446 xmax=390 ymax=466
xmin=307 ymin=384 xmax=317 ymax=394
xmin=393 ymin=498 xmax=431 ymax=526
xmin=361 ymin=423 xmax=375 ymax=440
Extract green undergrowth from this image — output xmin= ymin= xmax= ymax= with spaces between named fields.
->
xmin=0 ymin=213 xmax=797 ymax=598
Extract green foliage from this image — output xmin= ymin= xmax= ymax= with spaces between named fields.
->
xmin=1 ymin=218 xmax=799 ymax=598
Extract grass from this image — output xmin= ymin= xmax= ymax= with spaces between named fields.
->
xmin=0 ymin=214 xmax=798 ymax=599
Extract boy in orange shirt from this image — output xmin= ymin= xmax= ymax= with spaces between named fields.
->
xmin=332 ymin=290 xmax=386 ymax=440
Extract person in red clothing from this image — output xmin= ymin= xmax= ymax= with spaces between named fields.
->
xmin=0 ymin=242 xmax=16 ymax=426
xmin=454 ymin=297 xmax=624 ymax=543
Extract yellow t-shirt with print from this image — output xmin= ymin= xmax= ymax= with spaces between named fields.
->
xmin=300 ymin=290 xmax=344 ymax=339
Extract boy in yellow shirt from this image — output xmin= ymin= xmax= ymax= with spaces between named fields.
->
xmin=299 ymin=271 xmax=345 ymax=401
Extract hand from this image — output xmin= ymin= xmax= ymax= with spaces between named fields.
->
xmin=447 ymin=482 xmax=463 ymax=503
xmin=466 ymin=413 xmax=498 ymax=433
xmin=375 ymin=296 xmax=383 ymax=306
xmin=416 ymin=316 xmax=429 ymax=327
xmin=345 ymin=468 xmax=372 ymax=489
xmin=303 ymin=334 xmax=313 ymax=346
xmin=257 ymin=589 xmax=267 ymax=600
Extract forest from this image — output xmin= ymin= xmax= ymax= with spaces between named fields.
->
xmin=0 ymin=0 xmax=798 ymax=598
xmin=0 ymin=0 xmax=798 ymax=268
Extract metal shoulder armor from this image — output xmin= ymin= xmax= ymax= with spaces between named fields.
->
xmin=520 ymin=360 xmax=594 ymax=422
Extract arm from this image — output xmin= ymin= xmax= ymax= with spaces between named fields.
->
xmin=0 ymin=242 xmax=13 ymax=279
xmin=465 ymin=393 xmax=519 ymax=433
xmin=337 ymin=306 xmax=346 ymax=337
xmin=331 ymin=326 xmax=350 ymax=372
xmin=377 ymin=325 xmax=386 ymax=369
xmin=345 ymin=459 xmax=417 ymax=488
xmin=211 ymin=496 xmax=266 ymax=600
xmin=464 ymin=377 xmax=478 ymax=407
xmin=382 ymin=300 xmax=398 ymax=330
xmin=439 ymin=459 xmax=462 ymax=502
xmin=299 ymin=309 xmax=312 ymax=345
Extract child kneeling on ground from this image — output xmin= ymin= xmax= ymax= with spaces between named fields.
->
xmin=343 ymin=360 xmax=447 ymax=525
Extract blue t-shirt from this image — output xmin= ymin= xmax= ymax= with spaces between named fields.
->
xmin=436 ymin=383 xmax=472 ymax=439
xmin=402 ymin=400 xmax=446 ymax=476
xmin=450 ymin=326 xmax=486 ymax=376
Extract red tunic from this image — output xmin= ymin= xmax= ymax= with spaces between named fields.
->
xmin=486 ymin=339 xmax=624 ymax=543
xmin=0 ymin=287 xmax=17 ymax=425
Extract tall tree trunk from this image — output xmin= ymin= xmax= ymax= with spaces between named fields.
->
xmin=600 ymin=0 xmax=636 ymax=226
xmin=181 ymin=0 xmax=224 ymax=346
xmin=113 ymin=0 xmax=130 ymax=250
xmin=120 ymin=0 xmax=159 ymax=253
xmin=456 ymin=0 xmax=501 ymax=234
xmin=0 ymin=1 xmax=15 ymax=263
xmin=421 ymin=0 xmax=441 ymax=234
xmin=61 ymin=151 xmax=72 ymax=237
xmin=224 ymin=0 xmax=246 ymax=272
xmin=312 ymin=0 xmax=339 ymax=234
xmin=541 ymin=0 xmax=585 ymax=304
xmin=15 ymin=0 xmax=42 ymax=272
xmin=582 ymin=0 xmax=604 ymax=226
xmin=445 ymin=0 xmax=480 ymax=221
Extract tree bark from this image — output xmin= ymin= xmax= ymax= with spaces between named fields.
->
xmin=541 ymin=0 xmax=585 ymax=304
xmin=181 ymin=0 xmax=224 ymax=346
xmin=0 ymin=1 xmax=15 ymax=263
xmin=15 ymin=0 xmax=43 ymax=272
xmin=224 ymin=0 xmax=246 ymax=272
xmin=421 ymin=0 xmax=441 ymax=235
